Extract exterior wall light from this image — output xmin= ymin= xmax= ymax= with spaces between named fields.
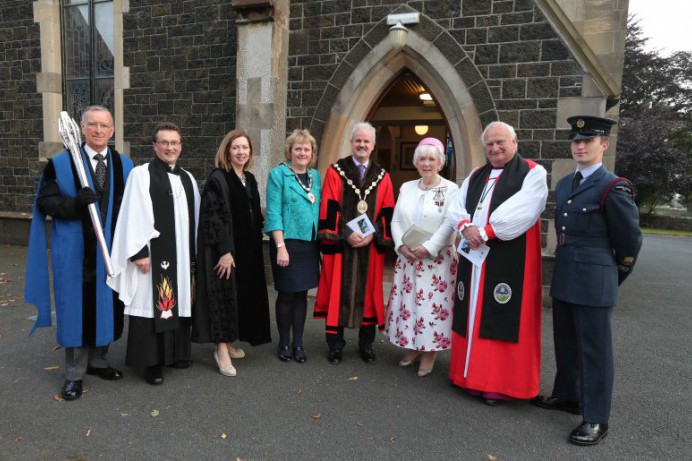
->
xmin=387 ymin=12 xmax=419 ymax=50
xmin=389 ymin=22 xmax=408 ymax=50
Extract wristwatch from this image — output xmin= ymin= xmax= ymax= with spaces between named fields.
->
xmin=276 ymin=242 xmax=285 ymax=249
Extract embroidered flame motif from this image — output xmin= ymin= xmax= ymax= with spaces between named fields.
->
xmin=156 ymin=276 xmax=176 ymax=319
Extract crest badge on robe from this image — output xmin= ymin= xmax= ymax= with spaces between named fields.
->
xmin=457 ymin=281 xmax=465 ymax=301
xmin=493 ymin=283 xmax=512 ymax=304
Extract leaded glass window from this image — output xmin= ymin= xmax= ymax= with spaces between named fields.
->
xmin=61 ymin=0 xmax=114 ymax=120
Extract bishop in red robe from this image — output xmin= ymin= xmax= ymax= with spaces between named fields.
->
xmin=446 ymin=121 xmax=548 ymax=403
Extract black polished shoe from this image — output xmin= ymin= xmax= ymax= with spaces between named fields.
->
xmin=359 ymin=347 xmax=376 ymax=364
xmin=532 ymin=395 xmax=582 ymax=415
xmin=171 ymin=359 xmax=193 ymax=369
xmin=60 ymin=380 xmax=83 ymax=401
xmin=145 ymin=366 xmax=164 ymax=385
xmin=293 ymin=346 xmax=307 ymax=364
xmin=327 ymin=348 xmax=342 ymax=365
xmin=278 ymin=346 xmax=292 ymax=362
xmin=568 ymin=421 xmax=609 ymax=446
xmin=86 ymin=366 xmax=124 ymax=381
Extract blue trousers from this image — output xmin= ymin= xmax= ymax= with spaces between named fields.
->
xmin=551 ymin=299 xmax=614 ymax=423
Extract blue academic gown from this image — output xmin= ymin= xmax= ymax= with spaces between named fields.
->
xmin=25 ymin=147 xmax=133 ymax=347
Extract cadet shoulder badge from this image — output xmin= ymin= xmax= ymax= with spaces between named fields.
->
xmin=600 ymin=177 xmax=636 ymax=212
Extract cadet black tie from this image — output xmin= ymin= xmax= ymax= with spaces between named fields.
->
xmin=571 ymin=171 xmax=583 ymax=193
xmin=94 ymin=153 xmax=106 ymax=192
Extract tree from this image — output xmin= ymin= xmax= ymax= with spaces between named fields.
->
xmin=616 ymin=17 xmax=692 ymax=213
xmin=616 ymin=111 xmax=692 ymax=214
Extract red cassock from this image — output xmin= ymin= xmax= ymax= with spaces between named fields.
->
xmin=447 ymin=156 xmax=548 ymax=399
xmin=314 ymin=158 xmax=394 ymax=335
xmin=449 ymin=221 xmax=543 ymax=399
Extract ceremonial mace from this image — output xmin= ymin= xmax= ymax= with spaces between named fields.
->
xmin=58 ymin=111 xmax=115 ymax=276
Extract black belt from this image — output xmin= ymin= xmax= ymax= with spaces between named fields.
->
xmin=558 ymin=235 xmax=611 ymax=248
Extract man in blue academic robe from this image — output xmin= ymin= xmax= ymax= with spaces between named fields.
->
xmin=25 ymin=105 xmax=134 ymax=400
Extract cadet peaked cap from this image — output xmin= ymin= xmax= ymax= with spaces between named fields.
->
xmin=567 ymin=115 xmax=616 ymax=140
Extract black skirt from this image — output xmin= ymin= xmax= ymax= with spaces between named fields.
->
xmin=269 ymin=238 xmax=320 ymax=293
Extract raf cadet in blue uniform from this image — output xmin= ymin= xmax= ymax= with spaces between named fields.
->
xmin=534 ymin=115 xmax=642 ymax=446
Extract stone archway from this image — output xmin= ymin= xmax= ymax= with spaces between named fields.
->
xmin=311 ymin=14 xmax=497 ymax=183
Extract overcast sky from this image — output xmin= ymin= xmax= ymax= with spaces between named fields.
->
xmin=628 ymin=0 xmax=692 ymax=55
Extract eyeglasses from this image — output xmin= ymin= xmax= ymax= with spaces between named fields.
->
xmin=155 ymin=141 xmax=182 ymax=148
xmin=84 ymin=122 xmax=113 ymax=130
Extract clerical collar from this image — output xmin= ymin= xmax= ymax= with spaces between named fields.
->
xmin=83 ymin=144 xmax=108 ymax=162
xmin=576 ymin=162 xmax=601 ymax=180
xmin=352 ymin=157 xmax=368 ymax=169
xmin=152 ymin=156 xmax=181 ymax=175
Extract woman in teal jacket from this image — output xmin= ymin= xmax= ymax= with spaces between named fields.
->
xmin=264 ymin=129 xmax=321 ymax=363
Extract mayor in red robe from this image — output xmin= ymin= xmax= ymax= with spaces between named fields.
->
xmin=446 ymin=121 xmax=548 ymax=404
xmin=315 ymin=122 xmax=394 ymax=364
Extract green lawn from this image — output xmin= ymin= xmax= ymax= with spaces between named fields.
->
xmin=642 ymin=227 xmax=692 ymax=237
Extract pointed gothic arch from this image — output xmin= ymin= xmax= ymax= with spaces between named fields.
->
xmin=310 ymin=13 xmax=498 ymax=182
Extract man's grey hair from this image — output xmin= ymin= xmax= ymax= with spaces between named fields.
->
xmin=81 ymin=105 xmax=112 ymax=123
xmin=350 ymin=121 xmax=376 ymax=144
xmin=480 ymin=121 xmax=517 ymax=146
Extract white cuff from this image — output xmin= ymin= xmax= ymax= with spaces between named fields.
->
xmin=478 ymin=227 xmax=488 ymax=242
xmin=459 ymin=222 xmax=475 ymax=233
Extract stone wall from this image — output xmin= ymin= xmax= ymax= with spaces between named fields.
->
xmin=0 ymin=1 xmax=44 ymax=213
xmin=287 ymin=0 xmax=588 ymax=249
xmin=122 ymin=0 xmax=238 ymax=182
xmin=288 ymin=0 xmax=583 ymax=171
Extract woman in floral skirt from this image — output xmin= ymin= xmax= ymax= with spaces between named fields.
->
xmin=385 ymin=137 xmax=458 ymax=377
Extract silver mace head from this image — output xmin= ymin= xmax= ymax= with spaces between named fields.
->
xmin=58 ymin=111 xmax=82 ymax=148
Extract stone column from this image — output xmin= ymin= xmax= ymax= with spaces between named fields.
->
xmin=33 ymin=0 xmax=63 ymax=161
xmin=232 ymin=0 xmax=289 ymax=207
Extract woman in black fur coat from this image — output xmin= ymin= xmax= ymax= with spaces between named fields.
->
xmin=192 ymin=129 xmax=271 ymax=377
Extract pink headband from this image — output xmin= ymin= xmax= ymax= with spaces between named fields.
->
xmin=417 ymin=137 xmax=445 ymax=156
